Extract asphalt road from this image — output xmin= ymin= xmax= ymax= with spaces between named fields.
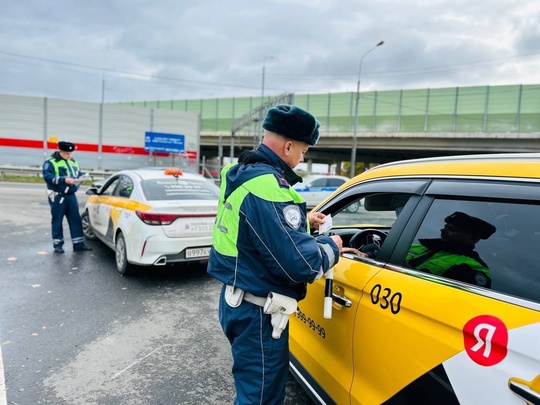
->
xmin=0 ymin=182 xmax=313 ymax=405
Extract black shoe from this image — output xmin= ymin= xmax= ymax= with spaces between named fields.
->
xmin=74 ymin=245 xmax=92 ymax=252
xmin=54 ymin=247 xmax=65 ymax=253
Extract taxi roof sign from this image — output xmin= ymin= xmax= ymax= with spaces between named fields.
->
xmin=164 ymin=168 xmax=183 ymax=177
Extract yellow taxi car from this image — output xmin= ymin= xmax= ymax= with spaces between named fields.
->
xmin=289 ymin=153 xmax=540 ymax=405
xmin=82 ymin=168 xmax=219 ymax=275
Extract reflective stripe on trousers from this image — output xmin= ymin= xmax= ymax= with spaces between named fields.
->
xmin=48 ymin=193 xmax=83 ymax=247
xmin=219 ymin=284 xmax=289 ymax=405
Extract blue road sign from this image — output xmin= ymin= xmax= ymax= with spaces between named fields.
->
xmin=144 ymin=132 xmax=185 ymax=153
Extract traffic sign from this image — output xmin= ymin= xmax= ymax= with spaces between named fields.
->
xmin=144 ymin=132 xmax=185 ymax=153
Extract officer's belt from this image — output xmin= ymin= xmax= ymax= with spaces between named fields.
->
xmin=224 ymin=285 xmax=298 ymax=339
xmin=49 ymin=191 xmax=72 ymax=196
xmin=243 ymin=292 xmax=267 ymax=307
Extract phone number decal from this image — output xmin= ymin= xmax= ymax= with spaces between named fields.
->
xmin=294 ymin=308 xmax=326 ymax=339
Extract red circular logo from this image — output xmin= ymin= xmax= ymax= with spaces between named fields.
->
xmin=463 ymin=315 xmax=508 ymax=366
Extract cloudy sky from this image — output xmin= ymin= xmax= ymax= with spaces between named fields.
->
xmin=1 ymin=0 xmax=539 ymax=103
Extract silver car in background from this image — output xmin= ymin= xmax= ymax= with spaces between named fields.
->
xmin=293 ymin=174 xmax=350 ymax=208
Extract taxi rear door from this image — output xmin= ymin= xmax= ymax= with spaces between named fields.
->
xmin=351 ymin=266 xmax=540 ymax=405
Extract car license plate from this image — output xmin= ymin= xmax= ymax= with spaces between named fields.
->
xmin=185 ymin=247 xmax=211 ymax=258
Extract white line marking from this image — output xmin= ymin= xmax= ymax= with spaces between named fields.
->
xmin=0 ymin=344 xmax=7 ymax=405
xmin=111 ymin=344 xmax=173 ymax=380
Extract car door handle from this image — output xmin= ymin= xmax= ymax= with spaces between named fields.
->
xmin=332 ymin=293 xmax=352 ymax=308
xmin=508 ymin=375 xmax=540 ymax=405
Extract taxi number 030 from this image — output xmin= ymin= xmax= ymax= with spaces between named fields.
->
xmin=370 ymin=284 xmax=402 ymax=314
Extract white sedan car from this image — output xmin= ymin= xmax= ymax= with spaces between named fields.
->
xmin=293 ymin=174 xmax=350 ymax=208
xmin=82 ymin=168 xmax=219 ymax=275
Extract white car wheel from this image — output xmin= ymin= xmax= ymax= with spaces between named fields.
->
xmin=81 ymin=211 xmax=97 ymax=241
xmin=115 ymin=232 xmax=133 ymax=276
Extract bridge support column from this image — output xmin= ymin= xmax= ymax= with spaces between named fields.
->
xmin=335 ymin=161 xmax=342 ymax=176
xmin=306 ymin=159 xmax=313 ymax=174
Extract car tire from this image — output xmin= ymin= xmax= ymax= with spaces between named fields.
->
xmin=81 ymin=211 xmax=97 ymax=241
xmin=115 ymin=232 xmax=133 ymax=276
xmin=346 ymin=200 xmax=361 ymax=213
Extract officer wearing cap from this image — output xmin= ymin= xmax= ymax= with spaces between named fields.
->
xmin=406 ymin=211 xmax=496 ymax=287
xmin=42 ymin=141 xmax=92 ymax=253
xmin=208 ymin=104 xmax=343 ymax=404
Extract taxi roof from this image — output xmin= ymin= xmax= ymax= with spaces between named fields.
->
xmin=119 ymin=167 xmax=210 ymax=181
xmin=348 ymin=153 xmax=540 ymax=185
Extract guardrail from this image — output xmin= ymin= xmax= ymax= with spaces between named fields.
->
xmin=0 ymin=165 xmax=222 ymax=187
xmin=0 ymin=165 xmax=114 ymax=182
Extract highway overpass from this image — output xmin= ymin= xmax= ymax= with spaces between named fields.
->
xmin=200 ymin=130 xmax=540 ymax=169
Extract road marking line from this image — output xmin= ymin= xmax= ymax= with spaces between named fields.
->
xmin=111 ymin=344 xmax=174 ymax=380
xmin=0 ymin=344 xmax=7 ymax=405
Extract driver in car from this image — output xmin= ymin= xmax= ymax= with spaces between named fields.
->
xmin=405 ymin=211 xmax=496 ymax=287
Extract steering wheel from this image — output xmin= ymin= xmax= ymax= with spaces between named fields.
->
xmin=349 ymin=229 xmax=388 ymax=250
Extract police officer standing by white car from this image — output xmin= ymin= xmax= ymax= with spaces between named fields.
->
xmin=208 ymin=105 xmax=343 ymax=404
xmin=42 ymin=141 xmax=92 ymax=253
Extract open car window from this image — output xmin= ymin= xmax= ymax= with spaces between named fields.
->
xmin=114 ymin=175 xmax=134 ymax=198
xmin=332 ymin=193 xmax=412 ymax=228
xmin=100 ymin=177 xmax=120 ymax=196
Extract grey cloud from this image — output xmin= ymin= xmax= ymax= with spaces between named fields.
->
xmin=0 ymin=0 xmax=538 ymax=102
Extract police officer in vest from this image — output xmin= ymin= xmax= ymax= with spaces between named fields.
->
xmin=42 ymin=141 xmax=92 ymax=253
xmin=406 ymin=211 xmax=496 ymax=287
xmin=207 ymin=105 xmax=343 ymax=404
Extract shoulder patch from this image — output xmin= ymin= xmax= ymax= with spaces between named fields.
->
xmin=274 ymin=173 xmax=290 ymax=189
xmin=283 ymin=205 xmax=301 ymax=230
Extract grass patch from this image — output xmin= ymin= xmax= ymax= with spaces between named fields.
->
xmin=0 ymin=174 xmax=45 ymax=183
xmin=0 ymin=174 xmax=94 ymax=185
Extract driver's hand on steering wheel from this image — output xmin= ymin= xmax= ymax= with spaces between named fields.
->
xmin=328 ymin=236 xmax=367 ymax=257
xmin=341 ymin=247 xmax=368 ymax=257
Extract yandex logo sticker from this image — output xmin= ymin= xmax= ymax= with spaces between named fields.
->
xmin=463 ymin=315 xmax=508 ymax=366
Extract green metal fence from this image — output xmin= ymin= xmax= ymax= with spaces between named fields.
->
xmin=122 ymin=84 xmax=540 ymax=134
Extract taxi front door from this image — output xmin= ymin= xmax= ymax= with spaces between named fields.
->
xmin=290 ymin=255 xmax=380 ymax=404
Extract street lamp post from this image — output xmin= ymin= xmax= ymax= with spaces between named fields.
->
xmin=98 ymin=74 xmax=105 ymax=170
xmin=349 ymin=40 xmax=384 ymax=178
xmin=258 ymin=56 xmax=274 ymax=144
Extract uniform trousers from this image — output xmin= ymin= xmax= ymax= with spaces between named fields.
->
xmin=48 ymin=193 xmax=85 ymax=248
xmin=219 ymin=284 xmax=289 ymax=405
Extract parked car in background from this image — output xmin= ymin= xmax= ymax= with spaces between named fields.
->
xmin=82 ymin=168 xmax=219 ymax=275
xmin=290 ymin=153 xmax=540 ymax=405
xmin=293 ymin=174 xmax=350 ymax=208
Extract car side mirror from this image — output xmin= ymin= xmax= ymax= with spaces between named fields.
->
xmin=86 ymin=187 xmax=99 ymax=195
